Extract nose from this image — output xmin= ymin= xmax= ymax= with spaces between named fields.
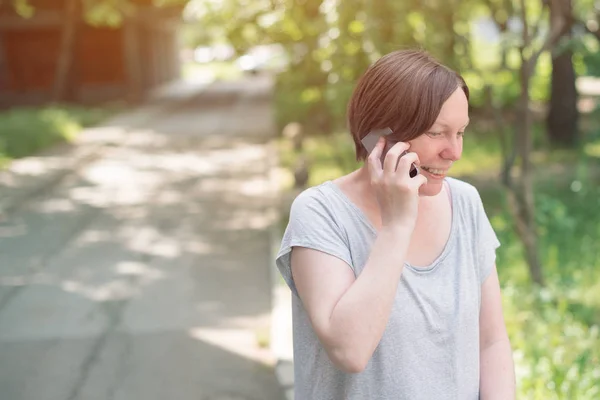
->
xmin=442 ymin=135 xmax=462 ymax=161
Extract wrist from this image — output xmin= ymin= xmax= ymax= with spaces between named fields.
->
xmin=380 ymin=221 xmax=414 ymax=237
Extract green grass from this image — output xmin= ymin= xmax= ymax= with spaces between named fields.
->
xmin=276 ymin=124 xmax=600 ymax=399
xmin=0 ymin=104 xmax=119 ymax=167
xmin=477 ymin=173 xmax=600 ymax=399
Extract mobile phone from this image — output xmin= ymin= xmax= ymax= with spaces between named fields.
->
xmin=361 ymin=128 xmax=419 ymax=178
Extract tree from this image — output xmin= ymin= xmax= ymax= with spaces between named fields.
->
xmin=484 ymin=0 xmax=515 ymax=69
xmin=546 ymin=0 xmax=579 ymax=147
xmin=498 ymin=0 xmax=573 ymax=286
xmin=52 ymin=0 xmax=80 ymax=102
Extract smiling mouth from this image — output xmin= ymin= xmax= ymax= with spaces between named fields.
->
xmin=421 ymin=166 xmax=448 ymax=176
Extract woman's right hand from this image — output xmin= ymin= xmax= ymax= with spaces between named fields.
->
xmin=367 ymin=137 xmax=428 ymax=231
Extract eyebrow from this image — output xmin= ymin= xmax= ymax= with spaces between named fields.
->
xmin=432 ymin=119 xmax=470 ymax=129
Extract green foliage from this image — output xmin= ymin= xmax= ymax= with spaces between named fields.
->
xmin=195 ymin=0 xmax=599 ymax=132
xmin=13 ymin=0 xmax=34 ymax=18
xmin=0 ymin=106 xmax=114 ymax=163
xmin=11 ymin=0 xmax=188 ymax=28
xmin=278 ymin=131 xmax=360 ymax=186
xmin=480 ymin=174 xmax=600 ymax=399
xmin=205 ymin=0 xmax=600 ymax=396
xmin=83 ymin=0 xmax=131 ymax=27
xmin=502 ymin=284 xmax=600 ymax=399
xmin=579 ymin=36 xmax=600 ymax=77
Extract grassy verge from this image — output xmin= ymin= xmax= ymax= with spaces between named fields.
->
xmin=0 ymin=104 xmax=119 ymax=168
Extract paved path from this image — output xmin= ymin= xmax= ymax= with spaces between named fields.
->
xmin=0 ymin=76 xmax=284 ymax=400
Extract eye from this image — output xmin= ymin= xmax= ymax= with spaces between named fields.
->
xmin=426 ymin=131 xmax=443 ymax=138
xmin=458 ymin=131 xmax=466 ymax=137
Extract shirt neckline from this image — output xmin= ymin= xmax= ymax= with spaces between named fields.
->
xmin=323 ymin=178 xmax=458 ymax=273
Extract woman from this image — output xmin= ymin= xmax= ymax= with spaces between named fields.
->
xmin=276 ymin=49 xmax=516 ymax=399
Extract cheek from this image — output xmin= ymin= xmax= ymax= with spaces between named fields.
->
xmin=408 ymin=138 xmax=426 ymax=153
xmin=408 ymin=141 xmax=434 ymax=158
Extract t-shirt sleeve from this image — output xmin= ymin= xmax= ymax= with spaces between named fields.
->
xmin=474 ymin=189 xmax=501 ymax=284
xmin=275 ymin=188 xmax=353 ymax=297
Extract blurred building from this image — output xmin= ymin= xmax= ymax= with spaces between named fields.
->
xmin=0 ymin=0 xmax=183 ymax=107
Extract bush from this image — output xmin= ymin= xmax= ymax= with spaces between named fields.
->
xmin=480 ymin=169 xmax=600 ymax=399
xmin=0 ymin=105 xmax=114 ymax=163
xmin=504 ymin=284 xmax=600 ymax=399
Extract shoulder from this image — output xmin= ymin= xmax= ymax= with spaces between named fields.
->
xmin=446 ymin=177 xmax=480 ymax=198
xmin=289 ymin=181 xmax=339 ymax=219
xmin=290 ymin=183 xmax=327 ymax=207
xmin=447 ymin=178 xmax=498 ymax=246
xmin=446 ymin=177 xmax=485 ymax=209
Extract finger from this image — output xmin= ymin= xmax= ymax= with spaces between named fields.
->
xmin=367 ymin=136 xmax=386 ymax=174
xmin=411 ymin=174 xmax=428 ymax=188
xmin=395 ymin=151 xmax=420 ymax=176
xmin=382 ymin=141 xmax=410 ymax=172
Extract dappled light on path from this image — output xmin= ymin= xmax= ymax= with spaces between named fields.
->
xmin=0 ymin=77 xmax=283 ymax=400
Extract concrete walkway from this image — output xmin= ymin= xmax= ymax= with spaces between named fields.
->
xmin=0 ymin=76 xmax=285 ymax=400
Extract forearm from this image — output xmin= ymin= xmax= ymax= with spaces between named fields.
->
xmin=480 ymin=338 xmax=516 ymax=399
xmin=325 ymin=226 xmax=411 ymax=370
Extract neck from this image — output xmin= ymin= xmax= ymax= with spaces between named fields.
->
xmin=335 ymin=165 xmax=447 ymax=231
xmin=354 ymin=165 xmax=445 ymax=207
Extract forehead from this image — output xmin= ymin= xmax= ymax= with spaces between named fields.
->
xmin=433 ymin=89 xmax=469 ymax=128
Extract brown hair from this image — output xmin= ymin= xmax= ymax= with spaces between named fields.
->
xmin=347 ymin=49 xmax=469 ymax=161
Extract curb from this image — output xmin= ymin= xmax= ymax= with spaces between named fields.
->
xmin=266 ymin=137 xmax=295 ymax=400
xmin=0 ymin=80 xmax=210 ymax=220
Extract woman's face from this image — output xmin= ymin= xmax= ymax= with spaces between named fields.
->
xmin=408 ymin=87 xmax=470 ymax=197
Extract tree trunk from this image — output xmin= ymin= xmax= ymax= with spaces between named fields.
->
xmin=547 ymin=49 xmax=578 ymax=146
xmin=508 ymin=64 xmax=545 ymax=286
xmin=52 ymin=0 xmax=79 ymax=103
xmin=547 ymin=0 xmax=578 ymax=148
xmin=493 ymin=75 xmax=545 ymax=286
xmin=500 ymin=0 xmax=545 ymax=286
xmin=0 ymin=36 xmax=8 ymax=94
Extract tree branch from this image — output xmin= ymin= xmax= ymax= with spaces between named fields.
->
xmin=481 ymin=0 xmax=499 ymax=22
xmin=530 ymin=1 xmax=548 ymax=42
xmin=519 ymin=0 xmax=527 ymax=42
xmin=526 ymin=0 xmax=573 ymax=78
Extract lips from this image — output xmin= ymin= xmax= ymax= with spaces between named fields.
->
xmin=421 ymin=166 xmax=448 ymax=176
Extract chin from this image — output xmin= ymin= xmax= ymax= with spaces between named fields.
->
xmin=418 ymin=181 xmax=444 ymax=197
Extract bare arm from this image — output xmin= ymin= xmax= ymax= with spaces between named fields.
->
xmin=479 ymin=266 xmax=516 ymax=399
xmin=291 ymin=225 xmax=412 ymax=373
xmin=291 ymin=138 xmax=426 ymax=373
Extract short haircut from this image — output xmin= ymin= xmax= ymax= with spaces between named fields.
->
xmin=347 ymin=49 xmax=469 ymax=161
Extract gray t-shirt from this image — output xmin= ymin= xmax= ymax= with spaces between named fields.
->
xmin=275 ymin=177 xmax=500 ymax=400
